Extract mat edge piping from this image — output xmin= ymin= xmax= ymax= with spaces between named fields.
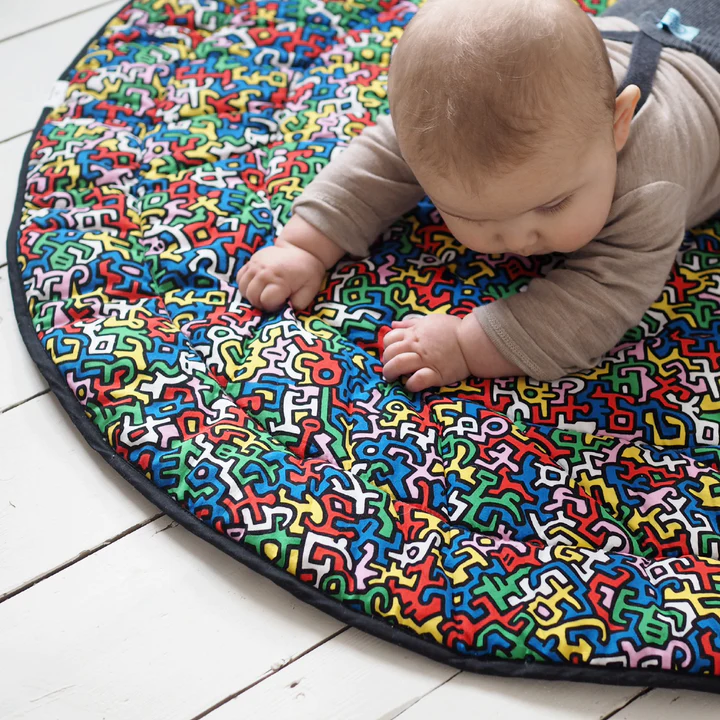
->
xmin=6 ymin=0 xmax=720 ymax=695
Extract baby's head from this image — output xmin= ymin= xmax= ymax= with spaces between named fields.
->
xmin=388 ymin=0 xmax=640 ymax=256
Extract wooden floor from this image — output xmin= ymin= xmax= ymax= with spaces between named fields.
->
xmin=2 ymin=2 xmax=720 ymax=718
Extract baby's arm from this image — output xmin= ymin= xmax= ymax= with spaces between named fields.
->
xmin=237 ymin=113 xmax=425 ymax=311
xmin=382 ymin=312 xmax=521 ymax=391
xmin=474 ymin=182 xmax=688 ymax=380
xmin=236 ymin=214 xmax=345 ymax=311
xmin=292 ymin=113 xmax=426 ymax=258
xmin=383 ymin=182 xmax=687 ymax=390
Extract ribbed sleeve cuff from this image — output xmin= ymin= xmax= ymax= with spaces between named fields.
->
xmin=473 ymin=302 xmax=566 ymax=382
xmin=292 ymin=187 xmax=382 ymax=259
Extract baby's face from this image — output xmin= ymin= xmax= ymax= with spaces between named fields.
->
xmin=410 ymin=132 xmax=617 ymax=257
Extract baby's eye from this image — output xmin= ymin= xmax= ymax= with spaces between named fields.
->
xmin=537 ymin=195 xmax=573 ymax=216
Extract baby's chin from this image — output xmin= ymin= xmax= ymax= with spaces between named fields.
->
xmin=461 ymin=237 xmax=593 ymax=257
xmin=505 ymin=234 xmax=597 ymax=257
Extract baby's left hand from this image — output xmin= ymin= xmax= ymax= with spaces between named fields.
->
xmin=382 ymin=314 xmax=470 ymax=392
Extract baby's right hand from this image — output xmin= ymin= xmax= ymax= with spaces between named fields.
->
xmin=236 ymin=218 xmax=331 ymax=312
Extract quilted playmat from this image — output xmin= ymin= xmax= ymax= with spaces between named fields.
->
xmin=9 ymin=0 xmax=720 ymax=693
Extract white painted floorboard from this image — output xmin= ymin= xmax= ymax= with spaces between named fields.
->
xmin=0 ymin=267 xmax=48 ymax=411
xmin=395 ymin=672 xmax=642 ymax=720
xmin=206 ymin=628 xmax=644 ymax=720
xmin=615 ymin=687 xmax=720 ymax=719
xmin=0 ymin=0 xmax=119 ymax=42
xmin=0 ymin=519 xmax=343 ymax=720
xmin=2 ymin=2 xmax=720 ymax=718
xmin=0 ymin=392 xmax=159 ymax=599
xmin=0 ymin=132 xmax=30 ymax=268
xmin=206 ymin=628 xmax=456 ymax=720
xmin=0 ymin=1 xmax=126 ymax=143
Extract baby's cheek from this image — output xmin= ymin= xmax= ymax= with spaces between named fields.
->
xmin=555 ymin=208 xmax=604 ymax=251
xmin=445 ymin=223 xmax=484 ymax=252
xmin=578 ymin=191 xmax=613 ymax=235
xmin=580 ymin=206 xmax=611 ymax=244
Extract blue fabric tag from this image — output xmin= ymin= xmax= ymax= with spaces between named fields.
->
xmin=656 ymin=8 xmax=700 ymax=42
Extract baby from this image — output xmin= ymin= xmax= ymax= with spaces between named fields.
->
xmin=236 ymin=0 xmax=720 ymax=391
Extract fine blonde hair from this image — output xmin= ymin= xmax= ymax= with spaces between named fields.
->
xmin=388 ymin=0 xmax=617 ymax=184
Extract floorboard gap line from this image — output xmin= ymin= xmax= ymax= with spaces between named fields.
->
xmin=388 ymin=670 xmax=463 ymax=720
xmin=0 ymin=0 xmax=122 ymax=45
xmin=600 ymin=687 xmax=653 ymax=720
xmin=0 ymin=129 xmax=32 ymax=146
xmin=0 ymin=513 xmax=164 ymax=605
xmin=1 ymin=389 xmax=51 ymax=415
xmin=190 ymin=626 xmax=351 ymax=720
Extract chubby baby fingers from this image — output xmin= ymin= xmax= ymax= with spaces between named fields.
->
xmin=405 ymin=367 xmax=441 ymax=393
xmin=259 ymin=282 xmax=292 ymax=311
xmin=289 ymin=280 xmax=321 ymax=311
xmin=382 ymin=350 xmax=424 ymax=382
xmin=382 ymin=326 xmax=410 ymax=349
xmin=382 ymin=328 xmax=419 ymax=363
xmin=242 ymin=271 xmax=289 ymax=311
xmin=236 ymin=257 xmax=257 ymax=288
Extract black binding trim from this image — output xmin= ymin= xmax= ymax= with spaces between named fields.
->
xmin=6 ymin=3 xmax=720 ymax=695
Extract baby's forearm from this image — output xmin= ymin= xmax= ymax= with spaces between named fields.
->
xmin=457 ymin=313 xmax=523 ymax=379
xmin=278 ymin=232 xmax=345 ymax=270
xmin=292 ymin=114 xmax=426 ymax=259
xmin=276 ymin=215 xmax=347 ymax=270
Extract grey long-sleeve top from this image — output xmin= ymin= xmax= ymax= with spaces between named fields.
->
xmin=292 ymin=16 xmax=720 ymax=380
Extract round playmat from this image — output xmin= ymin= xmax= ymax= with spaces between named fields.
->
xmin=8 ymin=0 xmax=720 ymax=692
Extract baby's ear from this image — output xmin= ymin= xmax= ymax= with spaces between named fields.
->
xmin=613 ymin=85 xmax=641 ymax=152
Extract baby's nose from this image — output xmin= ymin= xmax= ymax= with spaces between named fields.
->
xmin=498 ymin=230 xmax=537 ymax=256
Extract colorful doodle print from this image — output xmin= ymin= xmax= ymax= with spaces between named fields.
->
xmin=12 ymin=0 xmax=720 ymax=684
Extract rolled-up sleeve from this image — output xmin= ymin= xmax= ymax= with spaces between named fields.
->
xmin=293 ymin=114 xmax=426 ymax=258
xmin=473 ymin=182 xmax=688 ymax=380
